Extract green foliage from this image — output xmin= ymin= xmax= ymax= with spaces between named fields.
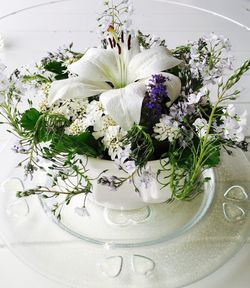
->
xmin=44 ymin=61 xmax=68 ymax=80
xmin=202 ymin=141 xmax=221 ymax=168
xmin=21 ymin=108 xmax=41 ymax=131
xmin=44 ymin=132 xmax=104 ymax=158
xmin=223 ymin=60 xmax=250 ymax=91
xmin=22 ymin=74 xmax=50 ymax=83
xmin=124 ymin=125 xmax=154 ymax=168
xmin=137 ymin=30 xmax=166 ymax=49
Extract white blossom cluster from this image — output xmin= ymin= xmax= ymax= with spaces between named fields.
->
xmin=218 ymin=104 xmax=247 ymax=142
xmin=50 ymin=98 xmax=89 ymax=121
xmin=153 ymin=115 xmax=180 ymax=142
xmin=59 ymin=99 xmax=128 ymax=160
xmin=189 ymin=33 xmax=233 ymax=84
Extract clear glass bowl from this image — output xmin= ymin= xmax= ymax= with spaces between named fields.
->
xmin=0 ymin=1 xmax=250 ymax=287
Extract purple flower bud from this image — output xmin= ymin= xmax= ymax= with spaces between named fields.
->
xmin=141 ymin=74 xmax=170 ymax=125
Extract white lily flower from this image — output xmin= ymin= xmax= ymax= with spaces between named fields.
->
xmin=48 ymin=35 xmax=182 ymax=131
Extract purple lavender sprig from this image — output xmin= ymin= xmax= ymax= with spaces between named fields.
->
xmin=141 ymin=74 xmax=170 ymax=126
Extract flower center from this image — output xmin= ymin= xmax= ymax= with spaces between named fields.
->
xmin=107 ymin=30 xmax=132 ymax=89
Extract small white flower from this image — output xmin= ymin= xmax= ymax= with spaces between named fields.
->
xmin=219 ymin=108 xmax=247 ymax=142
xmin=188 ymin=87 xmax=208 ymax=105
xmin=188 ymin=93 xmax=201 ymax=105
xmin=38 ymin=98 xmax=50 ymax=113
xmin=102 ymin=126 xmax=127 ymax=159
xmin=65 ymin=119 xmax=88 ymax=136
xmin=139 ymin=165 xmax=155 ymax=189
xmin=154 ymin=115 xmax=180 ymax=142
xmin=123 ymin=160 xmax=136 ymax=175
xmin=114 ymin=144 xmax=136 ymax=175
xmin=116 ymin=144 xmax=131 ymax=163
xmin=193 ymin=118 xmax=208 ymax=138
xmin=51 ymin=99 xmax=88 ymax=120
xmin=85 ymin=100 xmax=104 ymax=126
xmin=224 ymin=104 xmax=236 ymax=117
xmin=92 ymin=114 xmax=117 ymax=139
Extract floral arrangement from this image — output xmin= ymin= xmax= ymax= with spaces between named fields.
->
xmin=0 ymin=0 xmax=249 ymax=219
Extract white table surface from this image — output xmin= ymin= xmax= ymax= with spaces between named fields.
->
xmin=0 ymin=0 xmax=250 ymax=287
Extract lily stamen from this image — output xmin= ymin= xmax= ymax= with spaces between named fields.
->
xmin=128 ymin=34 xmax=132 ymax=50
xmin=108 ymin=38 xmax=113 ymax=49
xmin=121 ymin=31 xmax=125 ymax=43
xmin=117 ymin=43 xmax=122 ymax=55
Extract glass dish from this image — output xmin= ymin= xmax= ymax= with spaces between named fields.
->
xmin=0 ymin=0 xmax=249 ymax=287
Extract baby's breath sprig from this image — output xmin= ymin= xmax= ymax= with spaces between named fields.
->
xmin=97 ymin=0 xmax=133 ymax=35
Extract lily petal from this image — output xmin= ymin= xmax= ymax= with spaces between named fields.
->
xmin=48 ymin=77 xmax=111 ymax=105
xmin=161 ymin=72 xmax=182 ymax=104
xmin=121 ymin=37 xmax=140 ymax=65
xmin=127 ymin=46 xmax=182 ymax=83
xmin=69 ymin=48 xmax=118 ymax=83
xmin=100 ymin=82 xmax=146 ymax=131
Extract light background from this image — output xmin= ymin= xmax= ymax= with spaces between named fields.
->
xmin=0 ymin=0 xmax=250 ymax=287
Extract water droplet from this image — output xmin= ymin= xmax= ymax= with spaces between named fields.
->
xmin=7 ymin=198 xmax=29 ymax=218
xmin=132 ymin=255 xmax=155 ymax=275
xmin=224 ymin=185 xmax=248 ymax=202
xmin=98 ymin=256 xmax=123 ymax=278
xmin=223 ymin=203 xmax=246 ymax=222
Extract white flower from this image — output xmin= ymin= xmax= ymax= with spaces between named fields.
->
xmin=51 ymin=99 xmax=88 ymax=120
xmin=114 ymin=144 xmax=136 ymax=175
xmin=48 ymin=37 xmax=182 ymax=131
xmin=188 ymin=93 xmax=201 ymax=105
xmin=38 ymin=98 xmax=49 ymax=113
xmin=85 ymin=100 xmax=104 ymax=126
xmin=65 ymin=119 xmax=88 ymax=136
xmin=92 ymin=114 xmax=117 ymax=139
xmin=154 ymin=115 xmax=180 ymax=142
xmin=102 ymin=126 xmax=127 ymax=159
xmin=224 ymin=104 xmax=236 ymax=117
xmin=187 ymin=87 xmax=208 ymax=105
xmin=123 ymin=160 xmax=136 ymax=175
xmin=189 ymin=34 xmax=233 ymax=84
xmin=219 ymin=107 xmax=247 ymax=142
xmin=193 ymin=118 xmax=208 ymax=138
xmin=139 ymin=165 xmax=155 ymax=189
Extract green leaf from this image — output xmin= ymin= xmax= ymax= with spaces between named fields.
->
xmin=202 ymin=144 xmax=221 ymax=168
xmin=44 ymin=61 xmax=68 ymax=78
xmin=48 ymin=132 xmax=104 ymax=158
xmin=54 ymin=73 xmax=69 ymax=80
xmin=22 ymin=74 xmax=50 ymax=83
xmin=21 ymin=108 xmax=41 ymax=131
